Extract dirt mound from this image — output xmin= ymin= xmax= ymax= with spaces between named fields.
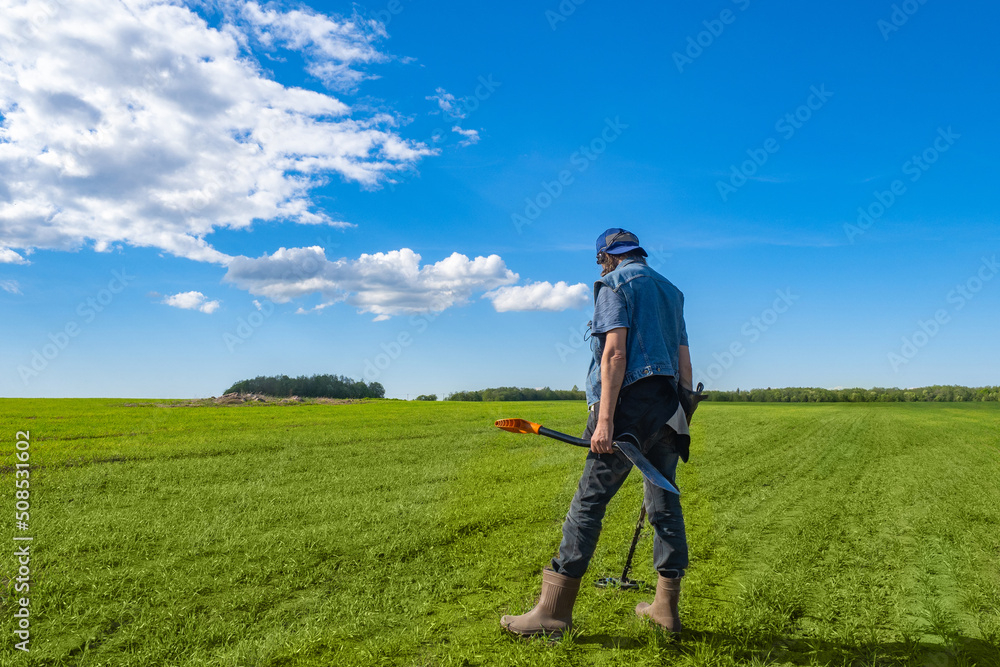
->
xmin=121 ymin=394 xmax=370 ymax=407
xmin=212 ymin=392 xmax=268 ymax=405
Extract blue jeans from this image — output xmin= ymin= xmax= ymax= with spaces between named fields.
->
xmin=550 ymin=410 xmax=689 ymax=579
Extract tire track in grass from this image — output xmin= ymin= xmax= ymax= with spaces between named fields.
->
xmin=592 ymin=404 xmax=864 ymax=655
xmin=690 ymin=403 xmax=1000 ymax=665
xmin=886 ymin=406 xmax=1000 ymax=662
xmin=756 ymin=406 xmax=975 ymax=656
xmin=687 ymin=406 xmax=920 ymax=658
xmin=427 ymin=418 xmax=580 ymax=656
xmin=693 ymin=406 xmax=861 ymax=592
xmin=805 ymin=406 xmax=924 ymax=648
xmin=728 ymin=406 xmax=875 ymax=647
xmin=325 ymin=402 xmax=591 ymax=665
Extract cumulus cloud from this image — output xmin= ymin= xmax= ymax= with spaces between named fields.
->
xmin=162 ymin=291 xmax=221 ymax=314
xmin=0 ymin=0 xmax=434 ymax=264
xmin=484 ymin=281 xmax=590 ymax=312
xmin=0 ymin=248 xmax=29 ymax=264
xmin=452 ymin=126 xmax=479 ymax=147
xmin=224 ymin=246 xmax=518 ymax=320
xmin=0 ymin=279 xmax=22 ymax=294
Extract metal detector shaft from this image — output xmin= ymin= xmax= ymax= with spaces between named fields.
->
xmin=620 ymin=502 xmax=647 ymax=584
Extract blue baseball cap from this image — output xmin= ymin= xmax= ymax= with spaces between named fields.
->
xmin=596 ymin=228 xmax=647 ymax=257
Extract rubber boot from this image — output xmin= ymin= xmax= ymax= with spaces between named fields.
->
xmin=500 ymin=568 xmax=581 ymax=639
xmin=635 ymin=574 xmax=683 ymax=632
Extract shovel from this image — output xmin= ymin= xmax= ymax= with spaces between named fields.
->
xmin=494 ymin=418 xmax=680 ymax=495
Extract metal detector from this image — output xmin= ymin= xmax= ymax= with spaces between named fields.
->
xmin=594 ymin=500 xmax=648 ymax=590
xmin=596 ymin=381 xmax=705 ymax=589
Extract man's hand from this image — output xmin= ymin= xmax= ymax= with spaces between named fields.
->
xmin=590 ymin=418 xmax=615 ymax=454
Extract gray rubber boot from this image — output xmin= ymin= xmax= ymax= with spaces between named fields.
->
xmin=635 ymin=574 xmax=683 ymax=632
xmin=500 ymin=568 xmax=581 ymax=639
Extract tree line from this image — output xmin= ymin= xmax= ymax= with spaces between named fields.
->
xmin=446 ymin=386 xmax=585 ymax=402
xmin=223 ymin=374 xmax=385 ymax=399
xmin=445 ymin=384 xmax=999 ymax=403
xmin=704 ymin=385 xmax=1000 ymax=403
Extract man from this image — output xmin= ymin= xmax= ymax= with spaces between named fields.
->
xmin=500 ymin=228 xmax=694 ymax=638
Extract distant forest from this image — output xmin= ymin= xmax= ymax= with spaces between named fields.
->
xmin=445 ymin=385 xmax=999 ymax=403
xmin=705 ymin=385 xmax=1000 ymax=403
xmin=224 ymin=374 xmax=385 ymax=399
xmin=220 ymin=379 xmax=997 ymax=403
xmin=447 ymin=386 xmax=585 ymax=401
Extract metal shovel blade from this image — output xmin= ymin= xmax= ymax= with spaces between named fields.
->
xmin=494 ymin=418 xmax=680 ymax=495
xmin=614 ymin=436 xmax=680 ymax=495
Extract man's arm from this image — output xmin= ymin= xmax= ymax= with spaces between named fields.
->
xmin=591 ymin=327 xmax=627 ymax=454
xmin=678 ymin=345 xmax=692 ymax=391
xmin=678 ymin=344 xmax=699 ymax=425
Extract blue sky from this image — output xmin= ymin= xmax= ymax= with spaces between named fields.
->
xmin=1 ymin=0 xmax=997 ymax=399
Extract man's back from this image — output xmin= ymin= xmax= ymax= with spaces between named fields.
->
xmin=587 ymin=258 xmax=689 ymax=404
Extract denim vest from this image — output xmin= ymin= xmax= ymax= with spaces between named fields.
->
xmin=585 ymin=259 xmax=688 ymax=407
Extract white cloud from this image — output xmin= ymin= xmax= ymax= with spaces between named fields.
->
xmin=452 ymin=126 xmax=479 ymax=147
xmin=485 ymin=281 xmax=590 ymax=312
xmin=223 ymin=246 xmax=518 ymax=319
xmin=0 ymin=248 xmax=29 ymax=264
xmin=299 ymin=218 xmax=357 ymax=228
xmin=163 ymin=291 xmax=221 ymax=314
xmin=0 ymin=279 xmax=22 ymax=294
xmin=426 ymin=87 xmax=464 ymax=119
xmin=0 ymin=0 xmax=434 ymax=265
xmin=238 ymin=1 xmax=388 ymax=91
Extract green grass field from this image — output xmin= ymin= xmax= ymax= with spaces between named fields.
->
xmin=1 ymin=399 xmax=999 ymax=666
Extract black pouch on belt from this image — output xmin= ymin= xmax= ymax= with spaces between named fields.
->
xmin=611 ymin=375 xmax=681 ymax=455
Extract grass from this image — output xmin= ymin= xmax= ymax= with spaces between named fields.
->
xmin=1 ymin=399 xmax=999 ymax=666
